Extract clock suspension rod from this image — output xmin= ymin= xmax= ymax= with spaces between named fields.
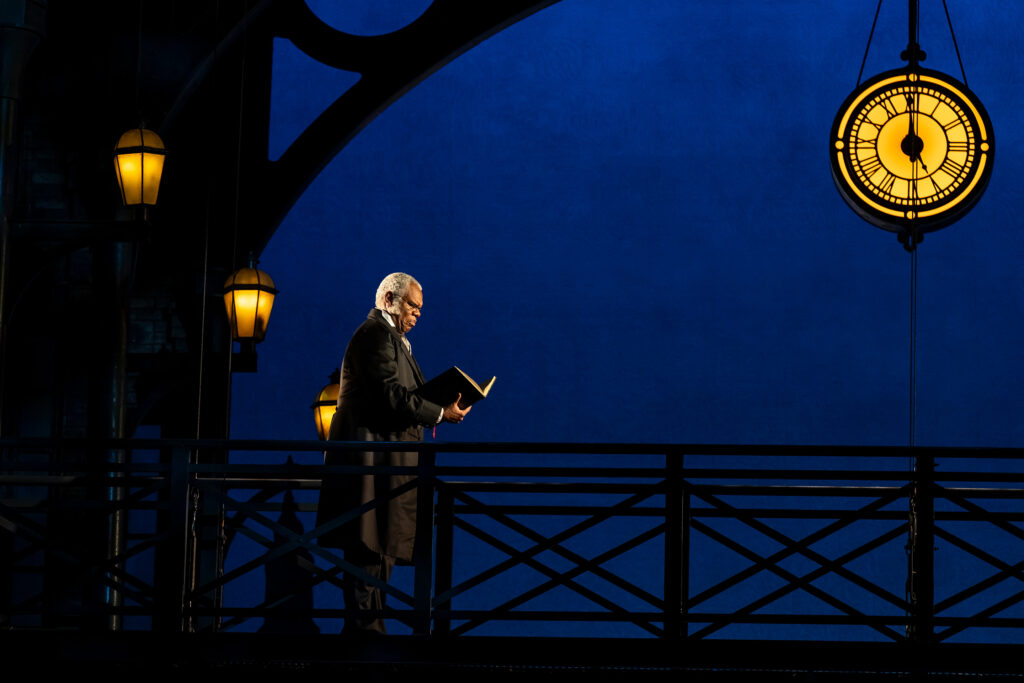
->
xmin=900 ymin=0 xmax=926 ymax=67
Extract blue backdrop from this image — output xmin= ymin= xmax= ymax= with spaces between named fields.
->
xmin=224 ymin=0 xmax=1024 ymax=638
xmin=234 ymin=0 xmax=1024 ymax=447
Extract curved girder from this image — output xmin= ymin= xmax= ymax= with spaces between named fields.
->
xmin=247 ymin=0 xmax=561 ymax=253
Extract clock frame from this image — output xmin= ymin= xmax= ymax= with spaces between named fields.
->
xmin=829 ymin=67 xmax=993 ymax=235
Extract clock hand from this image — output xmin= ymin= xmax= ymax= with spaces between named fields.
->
xmin=908 ymin=93 xmax=915 ymax=139
xmin=903 ymin=92 xmax=928 ymax=171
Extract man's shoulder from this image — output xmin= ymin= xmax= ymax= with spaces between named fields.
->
xmin=351 ymin=310 xmax=394 ymax=345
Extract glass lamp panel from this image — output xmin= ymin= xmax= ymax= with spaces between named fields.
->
xmin=223 ymin=268 xmax=277 ymax=341
xmin=116 ymin=128 xmax=143 ymax=148
xmin=315 ymin=404 xmax=334 ymax=439
xmin=313 ymin=406 xmax=325 ymax=439
xmin=141 ymin=152 xmax=165 ymax=205
xmin=222 ymin=292 xmax=233 ymax=334
xmin=255 ymin=291 xmax=275 ymax=339
xmin=232 ymin=290 xmax=261 ymax=339
xmin=114 ymin=128 xmax=165 ymax=206
xmin=140 ymin=128 xmax=164 ymax=148
xmin=114 ymin=153 xmax=143 ymax=205
xmin=313 ymin=383 xmax=340 ymax=439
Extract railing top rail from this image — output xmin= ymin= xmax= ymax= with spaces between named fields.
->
xmin=3 ymin=437 xmax=1024 ymax=458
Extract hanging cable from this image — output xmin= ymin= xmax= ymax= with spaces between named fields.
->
xmin=903 ymin=245 xmax=919 ymax=637
xmin=195 ymin=0 xmax=221 ymax=438
xmin=856 ymin=0 xmax=885 ymax=87
xmin=941 ymin=0 xmax=968 ymax=85
xmin=135 ymin=1 xmax=143 ymax=120
xmin=224 ymin=0 xmax=252 ymax=427
xmin=909 ymin=248 xmax=917 ymax=451
xmin=231 ymin=0 xmax=248 ymax=304
xmin=195 ymin=193 xmax=212 ymax=438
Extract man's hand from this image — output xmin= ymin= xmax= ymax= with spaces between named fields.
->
xmin=443 ymin=393 xmax=471 ymax=424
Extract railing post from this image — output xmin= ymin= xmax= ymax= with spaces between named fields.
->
xmin=103 ymin=442 xmax=126 ymax=631
xmin=190 ymin=445 xmax=228 ymax=633
xmin=908 ymin=448 xmax=934 ymax=642
xmin=433 ymin=483 xmax=454 ymax=637
xmin=412 ymin=446 xmax=436 ymax=635
xmin=682 ymin=459 xmax=690 ymax=637
xmin=664 ymin=450 xmax=684 ymax=639
xmin=163 ymin=445 xmax=191 ymax=632
xmin=0 ymin=442 xmax=12 ymax=626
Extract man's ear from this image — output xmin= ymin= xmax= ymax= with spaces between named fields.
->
xmin=384 ymin=291 xmax=394 ymax=307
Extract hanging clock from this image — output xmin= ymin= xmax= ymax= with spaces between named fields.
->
xmin=829 ymin=67 xmax=993 ymax=236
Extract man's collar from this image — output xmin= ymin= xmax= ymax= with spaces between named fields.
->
xmin=377 ymin=307 xmax=412 ymax=354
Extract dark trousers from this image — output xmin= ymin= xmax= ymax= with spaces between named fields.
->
xmin=342 ymin=547 xmax=395 ymax=634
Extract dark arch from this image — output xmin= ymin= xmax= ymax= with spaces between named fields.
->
xmin=243 ymin=0 xmax=561 ymax=253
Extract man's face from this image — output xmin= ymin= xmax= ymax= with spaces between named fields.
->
xmin=388 ymin=283 xmax=422 ymax=335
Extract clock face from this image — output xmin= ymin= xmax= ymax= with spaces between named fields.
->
xmin=830 ymin=68 xmax=993 ymax=234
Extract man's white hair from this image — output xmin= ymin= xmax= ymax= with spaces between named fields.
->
xmin=375 ymin=272 xmax=420 ymax=312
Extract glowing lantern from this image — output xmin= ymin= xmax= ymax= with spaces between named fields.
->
xmin=312 ymin=370 xmax=341 ymax=440
xmin=113 ymin=127 xmax=166 ymax=206
xmin=223 ymin=265 xmax=277 ymax=342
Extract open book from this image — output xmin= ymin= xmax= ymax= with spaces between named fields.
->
xmin=416 ymin=366 xmax=496 ymax=408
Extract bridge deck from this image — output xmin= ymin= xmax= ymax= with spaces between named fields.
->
xmin=5 ymin=631 xmax=1024 ymax=679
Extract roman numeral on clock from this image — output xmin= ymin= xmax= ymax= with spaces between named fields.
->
xmin=878 ymin=171 xmax=897 ymax=195
xmin=860 ymin=155 xmax=883 ymax=178
xmin=939 ymin=157 xmax=965 ymax=177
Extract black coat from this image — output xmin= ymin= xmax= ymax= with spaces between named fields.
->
xmin=316 ymin=309 xmax=442 ymax=562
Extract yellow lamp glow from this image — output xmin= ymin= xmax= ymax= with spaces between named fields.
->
xmin=114 ymin=127 xmax=166 ymax=206
xmin=223 ymin=266 xmax=278 ymax=342
xmin=312 ymin=372 xmax=340 ymax=440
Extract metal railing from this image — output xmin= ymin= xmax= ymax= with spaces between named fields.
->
xmin=2 ymin=438 xmax=1023 ymax=642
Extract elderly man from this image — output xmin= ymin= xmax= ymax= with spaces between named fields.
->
xmin=317 ymin=272 xmax=470 ymax=634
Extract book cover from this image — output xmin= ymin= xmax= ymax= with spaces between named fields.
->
xmin=416 ymin=366 xmax=496 ymax=408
